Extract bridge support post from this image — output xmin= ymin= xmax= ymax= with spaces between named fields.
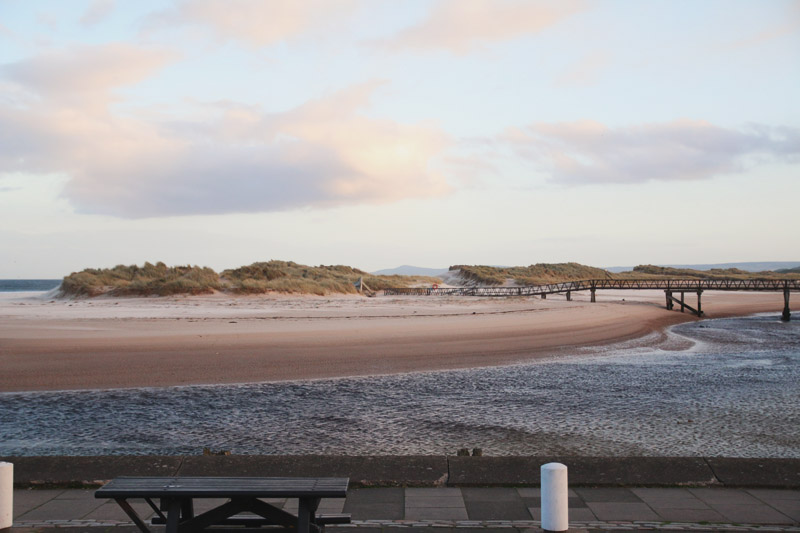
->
xmin=680 ymin=292 xmax=685 ymax=313
xmin=696 ymin=290 xmax=704 ymax=317
xmin=590 ymin=288 xmax=596 ymax=303
xmin=665 ymin=290 xmax=673 ymax=310
xmin=783 ymin=289 xmax=791 ymax=322
xmin=566 ymin=291 xmax=571 ymax=301
xmin=541 ymin=293 xmax=546 ymax=299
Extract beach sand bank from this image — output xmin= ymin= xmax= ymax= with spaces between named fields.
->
xmin=0 ymin=290 xmax=794 ymax=392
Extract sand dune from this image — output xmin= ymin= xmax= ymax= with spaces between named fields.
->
xmin=0 ymin=290 xmax=793 ymax=392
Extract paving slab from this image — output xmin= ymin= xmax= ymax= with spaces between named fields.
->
xmin=766 ymin=500 xmax=800 ymax=522
xmin=405 ymin=488 xmax=465 ymax=508
xmin=707 ymin=503 xmax=795 ymax=524
xmin=632 ymin=488 xmax=710 ymax=509
xmin=318 ymin=498 xmax=347 ymax=513
xmin=575 ymin=488 xmax=643 ymax=503
xmin=566 ymin=507 xmax=597 ymax=521
xmin=345 ymin=488 xmax=404 ymax=520
xmin=347 ymin=488 xmax=405 ymax=504
xmin=177 ymin=455 xmax=448 ymax=487
xmin=689 ymin=488 xmax=763 ymax=505
xmin=585 ymin=502 xmax=660 ymax=521
xmin=748 ymin=489 xmax=800 ymax=501
xmin=345 ymin=502 xmax=403 ymax=519
xmin=462 ymin=488 xmax=523 ymax=503
xmin=464 ymin=501 xmax=532 ymax=521
xmin=651 ymin=507 xmax=728 ymax=522
xmin=14 ymin=496 xmax=105 ymax=521
xmin=404 ymin=506 xmax=469 ymax=521
xmin=527 ymin=506 xmax=599 ymax=522
xmin=406 ymin=488 xmax=468 ymax=521
xmin=84 ymin=500 xmax=155 ymax=521
xmin=1 ymin=456 xmax=182 ymax=486
xmin=12 ymin=489 xmax=64 ymax=516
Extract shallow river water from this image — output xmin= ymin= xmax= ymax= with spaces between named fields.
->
xmin=1 ymin=313 xmax=798 ymax=457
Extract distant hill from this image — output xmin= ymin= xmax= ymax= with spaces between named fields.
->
xmin=372 ymin=265 xmax=450 ymax=277
xmin=777 ymin=266 xmax=800 ymax=274
xmin=606 ymin=261 xmax=800 ymax=273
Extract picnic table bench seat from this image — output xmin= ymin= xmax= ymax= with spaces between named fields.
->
xmin=95 ymin=476 xmax=350 ymax=533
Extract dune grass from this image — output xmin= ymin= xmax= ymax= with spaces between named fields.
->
xmin=60 ymin=262 xmax=223 ymax=297
xmin=61 ymin=260 xmax=442 ymax=297
xmin=618 ymin=264 xmax=800 ymax=280
xmin=451 ymin=263 xmax=614 ymax=286
xmin=223 ymin=260 xmax=441 ymax=295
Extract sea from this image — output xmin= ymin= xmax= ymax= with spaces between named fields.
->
xmin=0 ymin=281 xmax=797 ymax=457
xmin=0 ymin=279 xmax=61 ymax=292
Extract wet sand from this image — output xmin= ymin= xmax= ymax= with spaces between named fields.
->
xmin=0 ymin=290 xmax=793 ymax=392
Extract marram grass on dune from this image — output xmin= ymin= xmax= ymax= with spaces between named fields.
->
xmin=60 ymin=260 xmax=441 ymax=297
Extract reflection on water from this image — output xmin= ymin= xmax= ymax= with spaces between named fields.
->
xmin=1 ymin=314 xmax=798 ymax=457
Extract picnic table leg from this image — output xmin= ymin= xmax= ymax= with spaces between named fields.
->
xmin=165 ymin=499 xmax=182 ymax=533
xmin=114 ymin=498 xmax=152 ymax=533
xmin=298 ymin=497 xmax=321 ymax=533
xmin=180 ymin=498 xmax=194 ymax=520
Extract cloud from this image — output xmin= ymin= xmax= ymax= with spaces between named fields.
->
xmin=36 ymin=11 xmax=59 ymax=31
xmin=146 ymin=0 xmax=362 ymax=48
xmin=503 ymin=119 xmax=800 ymax=185
xmin=725 ymin=2 xmax=800 ymax=49
xmin=555 ymin=52 xmax=608 ymax=87
xmin=80 ymin=0 xmax=116 ymax=27
xmin=0 ymin=22 xmax=17 ymax=39
xmin=377 ymin=0 xmax=588 ymax=54
xmin=0 ymin=46 xmax=451 ymax=218
xmin=1 ymin=43 xmax=175 ymax=111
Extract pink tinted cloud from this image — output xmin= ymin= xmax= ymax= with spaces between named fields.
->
xmin=2 ymin=43 xmax=175 ymax=111
xmin=80 ymin=0 xmax=116 ymax=27
xmin=377 ymin=0 xmax=588 ymax=54
xmin=504 ymin=119 xmax=800 ymax=184
xmin=725 ymin=2 xmax=800 ymax=49
xmin=0 ymin=46 xmax=451 ymax=218
xmin=146 ymin=0 xmax=362 ymax=48
xmin=555 ymin=52 xmax=609 ymax=87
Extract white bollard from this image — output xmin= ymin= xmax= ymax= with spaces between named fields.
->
xmin=541 ymin=462 xmax=568 ymax=532
xmin=0 ymin=461 xmax=12 ymax=529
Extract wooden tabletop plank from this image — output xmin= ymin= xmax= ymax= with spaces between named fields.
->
xmin=95 ymin=477 xmax=349 ymax=499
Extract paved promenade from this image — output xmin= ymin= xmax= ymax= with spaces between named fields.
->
xmin=8 ymin=486 xmax=800 ymax=532
xmin=3 ymin=456 xmax=800 ymax=532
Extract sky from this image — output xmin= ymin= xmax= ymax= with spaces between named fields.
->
xmin=1 ymin=0 xmax=799 ymax=278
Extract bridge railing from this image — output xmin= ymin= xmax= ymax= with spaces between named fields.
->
xmin=382 ymin=278 xmax=800 ymax=297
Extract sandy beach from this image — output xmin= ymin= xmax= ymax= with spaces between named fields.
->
xmin=0 ymin=289 xmax=794 ymax=392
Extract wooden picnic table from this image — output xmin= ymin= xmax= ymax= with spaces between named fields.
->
xmin=95 ymin=476 xmax=350 ymax=533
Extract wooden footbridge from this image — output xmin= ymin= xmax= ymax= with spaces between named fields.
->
xmin=383 ymin=279 xmax=799 ymax=321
